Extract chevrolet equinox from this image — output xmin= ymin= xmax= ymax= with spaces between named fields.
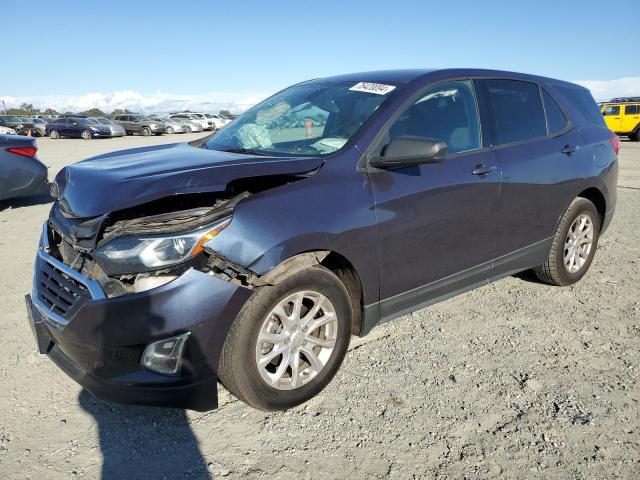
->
xmin=26 ymin=69 xmax=618 ymax=411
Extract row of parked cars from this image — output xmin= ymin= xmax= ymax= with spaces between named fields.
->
xmin=0 ymin=112 xmax=233 ymax=139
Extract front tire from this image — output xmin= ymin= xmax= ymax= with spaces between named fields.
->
xmin=81 ymin=129 xmax=91 ymax=140
xmin=630 ymin=128 xmax=640 ymax=142
xmin=166 ymin=126 xmax=174 ymax=134
xmin=534 ymin=197 xmax=600 ymax=286
xmin=49 ymin=130 xmax=59 ymax=139
xmin=141 ymin=127 xmax=151 ymax=136
xmin=218 ymin=266 xmax=352 ymax=411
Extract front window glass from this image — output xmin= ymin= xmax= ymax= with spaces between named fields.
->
xmin=603 ymin=106 xmax=620 ymax=116
xmin=204 ymin=81 xmax=396 ymax=156
xmin=387 ymin=80 xmax=480 ymax=154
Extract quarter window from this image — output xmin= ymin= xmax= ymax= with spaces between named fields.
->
xmin=542 ymin=89 xmax=568 ymax=134
xmin=603 ymin=106 xmax=620 ymax=116
xmin=483 ymin=79 xmax=547 ymax=145
xmin=387 ymin=80 xmax=481 ymax=154
xmin=625 ymin=105 xmax=638 ymax=115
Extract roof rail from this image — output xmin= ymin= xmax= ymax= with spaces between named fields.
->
xmin=603 ymin=96 xmax=640 ymax=104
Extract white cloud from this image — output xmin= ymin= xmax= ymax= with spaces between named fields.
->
xmin=574 ymin=77 xmax=640 ymax=101
xmin=2 ymin=77 xmax=638 ymax=114
xmin=0 ymin=90 xmax=269 ymax=114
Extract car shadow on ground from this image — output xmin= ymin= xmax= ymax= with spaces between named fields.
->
xmin=513 ymin=269 xmax=548 ymax=285
xmin=78 ymin=390 xmax=212 ymax=479
xmin=0 ymin=192 xmax=53 ymax=212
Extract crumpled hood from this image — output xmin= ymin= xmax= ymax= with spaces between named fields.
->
xmin=53 ymin=142 xmax=323 ymax=218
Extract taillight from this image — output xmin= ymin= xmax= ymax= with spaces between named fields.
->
xmin=6 ymin=146 xmax=37 ymax=158
xmin=609 ymin=132 xmax=620 ymax=157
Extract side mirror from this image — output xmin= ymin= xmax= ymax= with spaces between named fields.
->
xmin=370 ymin=137 xmax=447 ymax=168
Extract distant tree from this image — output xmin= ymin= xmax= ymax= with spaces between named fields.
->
xmin=43 ymin=108 xmax=59 ymax=116
xmin=111 ymin=108 xmax=135 ymax=115
xmin=20 ymin=103 xmax=39 ymax=114
xmin=219 ymin=109 xmax=231 ymax=116
xmin=79 ymin=108 xmax=106 ymax=117
xmin=6 ymin=108 xmax=25 ymax=115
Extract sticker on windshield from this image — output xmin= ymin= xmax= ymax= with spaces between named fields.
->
xmin=349 ymin=82 xmax=396 ymax=95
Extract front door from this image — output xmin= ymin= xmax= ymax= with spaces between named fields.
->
xmin=602 ymin=105 xmax=622 ymax=132
xmin=368 ymin=80 xmax=500 ymax=320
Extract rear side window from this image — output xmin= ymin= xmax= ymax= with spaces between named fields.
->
xmin=603 ymin=106 xmax=620 ymax=116
xmin=625 ymin=105 xmax=638 ymax=115
xmin=555 ymin=85 xmax=606 ymax=127
xmin=542 ymin=89 xmax=568 ymax=134
xmin=482 ymin=79 xmax=547 ymax=145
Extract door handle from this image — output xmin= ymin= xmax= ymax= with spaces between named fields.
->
xmin=471 ymin=164 xmax=497 ymax=176
xmin=562 ymin=144 xmax=578 ymax=155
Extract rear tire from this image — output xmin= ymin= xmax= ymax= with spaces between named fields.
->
xmin=81 ymin=129 xmax=91 ymax=140
xmin=166 ymin=127 xmax=174 ymax=134
xmin=630 ymin=129 xmax=640 ymax=142
xmin=49 ymin=130 xmax=59 ymax=139
xmin=218 ymin=266 xmax=352 ymax=411
xmin=534 ymin=197 xmax=600 ymax=286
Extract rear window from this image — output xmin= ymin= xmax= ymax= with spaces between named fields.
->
xmin=625 ymin=105 xmax=638 ymax=115
xmin=555 ymin=85 xmax=605 ymax=127
xmin=542 ymin=89 xmax=568 ymax=134
xmin=483 ymin=79 xmax=547 ymax=145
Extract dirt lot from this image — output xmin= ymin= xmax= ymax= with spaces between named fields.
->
xmin=0 ymin=135 xmax=638 ymax=479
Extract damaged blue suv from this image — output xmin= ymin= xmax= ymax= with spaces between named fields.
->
xmin=26 ymin=69 xmax=618 ymax=411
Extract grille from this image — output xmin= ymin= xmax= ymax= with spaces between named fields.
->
xmin=35 ymin=257 xmax=91 ymax=318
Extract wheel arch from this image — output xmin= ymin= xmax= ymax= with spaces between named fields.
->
xmin=577 ymin=187 xmax=606 ymax=224
xmin=257 ymin=250 xmax=365 ymax=336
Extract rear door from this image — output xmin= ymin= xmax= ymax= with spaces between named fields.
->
xmin=622 ymin=105 xmax=640 ymax=133
xmin=477 ymin=79 xmax=585 ymax=270
xmin=602 ymin=105 xmax=622 ymax=132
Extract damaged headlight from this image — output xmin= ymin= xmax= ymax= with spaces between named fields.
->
xmin=93 ymin=217 xmax=231 ymax=274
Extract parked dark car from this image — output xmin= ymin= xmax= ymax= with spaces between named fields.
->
xmin=0 ymin=115 xmax=38 ymax=136
xmin=46 ymin=117 xmax=112 ymax=139
xmin=26 ymin=69 xmax=618 ymax=412
xmin=112 ymin=114 xmax=166 ymax=136
xmin=0 ymin=134 xmax=48 ymax=201
xmin=91 ymin=117 xmax=126 ymax=137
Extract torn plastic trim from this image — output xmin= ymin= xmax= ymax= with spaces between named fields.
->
xmin=202 ymin=250 xmax=330 ymax=288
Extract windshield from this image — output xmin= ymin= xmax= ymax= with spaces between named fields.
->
xmin=98 ymin=118 xmax=114 ymax=125
xmin=203 ymin=80 xmax=397 ymax=156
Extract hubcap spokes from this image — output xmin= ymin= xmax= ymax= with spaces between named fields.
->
xmin=563 ymin=214 xmax=593 ymax=273
xmin=255 ymin=291 xmax=338 ymax=390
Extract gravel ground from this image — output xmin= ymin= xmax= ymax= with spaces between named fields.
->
xmin=0 ymin=135 xmax=638 ymax=479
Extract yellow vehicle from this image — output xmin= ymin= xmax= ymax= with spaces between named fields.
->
xmin=601 ymin=97 xmax=640 ymax=141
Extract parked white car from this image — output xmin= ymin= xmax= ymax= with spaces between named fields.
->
xmin=167 ymin=113 xmax=212 ymax=130
xmin=203 ymin=113 xmax=231 ymax=129
xmin=0 ymin=126 xmax=17 ymax=135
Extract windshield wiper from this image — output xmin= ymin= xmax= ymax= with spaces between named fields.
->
xmin=219 ymin=147 xmax=270 ymax=156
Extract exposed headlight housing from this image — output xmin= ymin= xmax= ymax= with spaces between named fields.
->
xmin=93 ymin=217 xmax=231 ymax=275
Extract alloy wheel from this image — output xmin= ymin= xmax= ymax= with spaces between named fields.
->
xmin=255 ymin=290 xmax=338 ymax=390
xmin=563 ymin=213 xmax=593 ymax=273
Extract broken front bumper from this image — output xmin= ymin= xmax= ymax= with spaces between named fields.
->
xmin=26 ymin=229 xmax=253 ymax=411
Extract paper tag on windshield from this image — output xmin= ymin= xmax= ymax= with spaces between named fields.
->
xmin=349 ymin=82 xmax=396 ymax=95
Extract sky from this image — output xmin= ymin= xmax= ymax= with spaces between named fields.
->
xmin=1 ymin=0 xmax=638 ymax=113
